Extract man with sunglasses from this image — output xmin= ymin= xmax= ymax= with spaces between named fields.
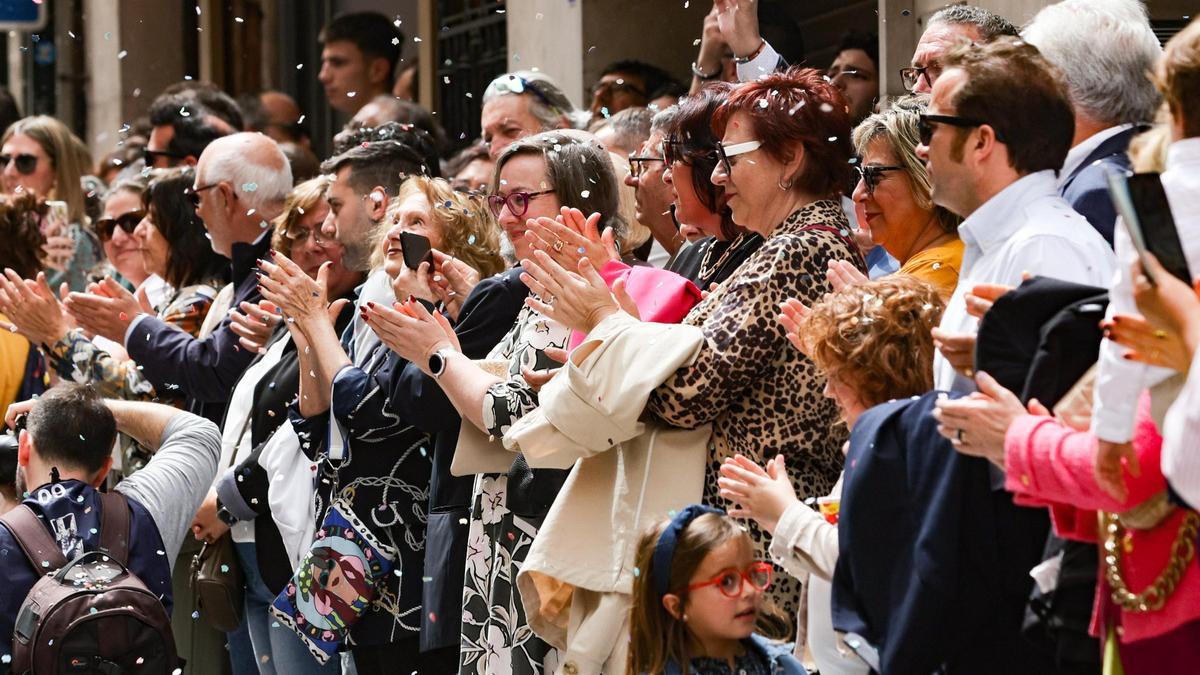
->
xmin=145 ymin=88 xmax=240 ymax=169
xmin=900 ymin=5 xmax=1018 ymax=95
xmin=588 ymin=60 xmax=671 ymax=123
xmin=916 ymin=38 xmax=1114 ymax=396
xmin=480 ymin=71 xmax=575 ymax=160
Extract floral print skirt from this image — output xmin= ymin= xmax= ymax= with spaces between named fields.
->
xmin=459 ymin=474 xmax=562 ymax=675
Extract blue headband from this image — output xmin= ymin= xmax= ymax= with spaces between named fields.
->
xmin=651 ymin=504 xmax=724 ymax=598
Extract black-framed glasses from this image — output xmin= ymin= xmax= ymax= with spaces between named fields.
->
xmin=899 ymin=64 xmax=942 ymax=92
xmin=0 ymin=153 xmax=39 ymax=175
xmin=715 ymin=139 xmax=762 ymax=175
xmin=486 ymin=189 xmax=555 ymax=218
xmin=95 ymin=210 xmax=145 ymax=242
xmin=917 ymin=114 xmax=999 ymax=146
xmin=855 ymin=165 xmax=904 ymax=195
xmin=188 ymin=182 xmax=221 ymax=208
xmin=628 ymin=156 xmax=664 ymax=179
xmin=143 ymin=147 xmax=187 ymax=166
xmin=663 ymin=137 xmax=718 ymax=168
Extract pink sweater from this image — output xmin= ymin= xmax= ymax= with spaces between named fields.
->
xmin=1003 ymin=397 xmax=1200 ymax=642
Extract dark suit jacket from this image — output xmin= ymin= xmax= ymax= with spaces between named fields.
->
xmin=126 ymin=234 xmax=270 ymax=422
xmin=1059 ymin=126 xmax=1141 ymax=246
xmin=832 ymin=392 xmax=1056 ymax=675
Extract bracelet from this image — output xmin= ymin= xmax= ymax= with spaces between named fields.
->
xmin=734 ymin=39 xmax=767 ymax=64
xmin=691 ymin=61 xmax=722 ymax=80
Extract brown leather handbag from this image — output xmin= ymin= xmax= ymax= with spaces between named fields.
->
xmin=190 ymin=533 xmax=244 ymax=632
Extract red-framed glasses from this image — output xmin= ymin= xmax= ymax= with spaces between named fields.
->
xmin=682 ymin=561 xmax=773 ymax=598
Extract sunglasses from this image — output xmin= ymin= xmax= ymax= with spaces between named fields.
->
xmin=663 ymin=137 xmax=718 ymax=168
xmin=855 ymin=165 xmax=904 ymax=195
xmin=0 ymin=153 xmax=39 ymax=175
xmin=715 ymin=139 xmax=762 ymax=175
xmin=591 ymin=78 xmax=647 ymax=100
xmin=486 ymin=189 xmax=555 ymax=219
xmin=188 ymin=182 xmax=221 ymax=208
xmin=917 ymin=113 xmax=1000 ymax=146
xmin=683 ymin=561 xmax=773 ymax=598
xmin=143 ymin=147 xmax=187 ymax=166
xmin=484 ymin=75 xmax=562 ymax=113
xmin=284 ymin=225 xmax=333 ymax=247
xmin=94 ymin=210 xmax=145 ymax=242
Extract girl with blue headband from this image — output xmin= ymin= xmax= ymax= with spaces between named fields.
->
xmin=626 ymin=505 xmax=807 ymax=675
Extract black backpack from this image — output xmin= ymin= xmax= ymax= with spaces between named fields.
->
xmin=0 ymin=491 xmax=180 ymax=674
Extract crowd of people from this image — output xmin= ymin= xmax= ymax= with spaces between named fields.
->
xmin=0 ymin=0 xmax=1197 ymax=673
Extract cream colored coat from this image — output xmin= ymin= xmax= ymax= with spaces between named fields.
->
xmin=496 ymin=311 xmax=712 ymax=675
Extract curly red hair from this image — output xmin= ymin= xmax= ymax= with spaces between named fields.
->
xmin=712 ymin=66 xmax=853 ymax=198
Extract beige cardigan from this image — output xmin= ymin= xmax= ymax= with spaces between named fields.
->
xmin=502 ymin=312 xmax=712 ymax=675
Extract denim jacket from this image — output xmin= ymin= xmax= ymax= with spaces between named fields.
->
xmin=662 ymin=635 xmax=808 ymax=675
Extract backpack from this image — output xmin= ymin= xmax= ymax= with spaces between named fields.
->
xmin=0 ymin=490 xmax=180 ymax=674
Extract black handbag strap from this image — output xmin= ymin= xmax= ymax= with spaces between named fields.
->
xmin=1 ymin=504 xmax=69 ymax=575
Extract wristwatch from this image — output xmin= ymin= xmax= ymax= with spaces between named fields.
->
xmin=215 ymin=499 xmax=238 ymax=527
xmin=427 ymin=346 xmax=458 ymax=380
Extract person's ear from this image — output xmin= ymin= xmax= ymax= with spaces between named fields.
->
xmin=90 ymin=456 xmax=114 ymax=488
xmin=782 ymin=144 xmax=806 ymax=187
xmin=367 ymin=58 xmax=391 ymax=88
xmin=366 ymin=186 xmax=389 ymax=222
xmin=661 ymin=593 xmax=684 ymax=621
xmin=974 ymin=125 xmax=1000 ymax=165
xmin=182 ymin=155 xmax=198 ymax=167
xmin=17 ymin=430 xmax=32 ymax=468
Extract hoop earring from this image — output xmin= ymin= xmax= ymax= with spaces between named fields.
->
xmin=778 ymin=176 xmax=794 ymax=191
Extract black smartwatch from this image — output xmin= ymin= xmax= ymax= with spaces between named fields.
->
xmin=428 ymin=347 xmax=457 ymax=380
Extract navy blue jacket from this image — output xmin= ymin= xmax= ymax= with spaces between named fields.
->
xmin=1059 ymin=126 xmax=1141 ymax=246
xmin=832 ymin=392 xmax=1055 ymax=675
xmin=126 ymin=235 xmax=267 ymax=422
xmin=0 ymin=481 xmax=172 ymax=664
xmin=388 ymin=267 xmax=530 ymax=650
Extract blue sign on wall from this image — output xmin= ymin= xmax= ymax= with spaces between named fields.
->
xmin=0 ymin=0 xmax=47 ymax=31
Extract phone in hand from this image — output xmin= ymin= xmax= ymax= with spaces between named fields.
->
xmin=399 ymin=231 xmax=433 ymax=271
xmin=1106 ymin=171 xmax=1191 ymax=285
xmin=43 ymin=200 xmax=69 ymax=237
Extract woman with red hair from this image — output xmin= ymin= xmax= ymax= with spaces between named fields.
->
xmin=520 ymin=67 xmax=865 ymax=621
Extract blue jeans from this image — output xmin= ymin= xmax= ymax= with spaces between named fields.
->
xmin=235 ymin=541 xmax=340 ymax=675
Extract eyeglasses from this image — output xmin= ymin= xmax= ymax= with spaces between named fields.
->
xmin=0 ymin=153 xmax=39 ymax=175
xmin=715 ymin=139 xmax=762 ymax=175
xmin=682 ymin=561 xmax=773 ymax=598
xmin=899 ymin=64 xmax=942 ymax=92
xmin=143 ymin=147 xmax=187 ymax=166
xmin=590 ymin=78 xmax=647 ymax=100
xmin=663 ymin=137 xmax=719 ymax=168
xmin=628 ymin=156 xmax=664 ymax=179
xmin=855 ymin=165 xmax=904 ymax=195
xmin=917 ymin=114 xmax=1000 ymax=146
xmin=284 ymin=224 xmax=332 ymax=247
xmin=188 ymin=182 xmax=221 ymax=208
xmin=94 ymin=210 xmax=145 ymax=243
xmin=486 ymin=189 xmax=555 ymax=218
xmin=484 ymin=75 xmax=562 ymax=113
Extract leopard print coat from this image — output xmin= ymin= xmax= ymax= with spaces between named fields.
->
xmin=648 ymin=200 xmax=862 ymax=624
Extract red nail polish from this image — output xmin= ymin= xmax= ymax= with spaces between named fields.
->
xmin=407 ymin=295 xmax=415 ymax=303
xmin=367 ymin=301 xmax=376 ymax=308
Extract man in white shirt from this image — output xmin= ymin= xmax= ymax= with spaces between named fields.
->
xmin=1023 ymin=0 xmax=1162 ymax=244
xmin=1095 ymin=18 xmax=1200 ymax=500
xmin=917 ymin=37 xmax=1115 ymax=394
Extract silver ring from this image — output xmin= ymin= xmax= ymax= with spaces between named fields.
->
xmin=545 ymin=294 xmax=556 ymax=305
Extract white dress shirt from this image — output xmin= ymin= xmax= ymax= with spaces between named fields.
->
xmin=1163 ymin=346 xmax=1200 ymax=507
xmin=1092 ymin=137 xmax=1200 ymax=443
xmin=934 ymin=170 xmax=1116 ymax=392
xmin=736 ymin=40 xmax=781 ymax=82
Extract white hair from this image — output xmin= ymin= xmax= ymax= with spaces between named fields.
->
xmin=1023 ymin=0 xmax=1162 ymax=126
xmin=200 ymin=132 xmax=292 ymax=212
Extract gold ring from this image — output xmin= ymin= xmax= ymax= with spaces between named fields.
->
xmin=553 ymin=239 xmax=564 ymax=252
xmin=1154 ymin=329 xmax=1168 ymax=340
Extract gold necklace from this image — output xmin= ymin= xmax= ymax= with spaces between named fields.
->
xmin=1100 ymin=509 xmax=1200 ymax=613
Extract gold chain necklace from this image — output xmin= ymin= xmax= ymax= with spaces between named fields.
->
xmin=1100 ymin=509 xmax=1200 ymax=613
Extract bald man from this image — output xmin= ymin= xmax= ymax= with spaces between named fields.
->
xmin=123 ymin=133 xmax=291 ymax=422
xmin=258 ymin=90 xmax=309 ymax=148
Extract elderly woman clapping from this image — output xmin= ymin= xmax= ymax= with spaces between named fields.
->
xmin=518 ymin=66 xmax=865 ymax=619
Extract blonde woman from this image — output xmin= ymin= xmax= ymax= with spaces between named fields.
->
xmin=1 ymin=116 xmax=99 ymax=291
